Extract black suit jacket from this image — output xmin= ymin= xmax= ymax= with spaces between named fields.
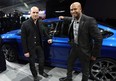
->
xmin=21 ymin=18 xmax=50 ymax=53
xmin=63 ymin=14 xmax=103 ymax=57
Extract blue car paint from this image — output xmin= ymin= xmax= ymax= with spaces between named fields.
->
xmin=1 ymin=18 xmax=116 ymax=70
xmin=98 ymin=24 xmax=116 ymax=47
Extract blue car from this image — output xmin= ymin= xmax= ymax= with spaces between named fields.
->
xmin=1 ymin=18 xmax=116 ymax=81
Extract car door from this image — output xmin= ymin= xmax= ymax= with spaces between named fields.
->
xmin=44 ymin=20 xmax=81 ymax=70
xmin=44 ymin=21 xmax=71 ymax=68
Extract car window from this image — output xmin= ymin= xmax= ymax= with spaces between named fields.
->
xmin=53 ymin=21 xmax=69 ymax=38
xmin=99 ymin=28 xmax=114 ymax=38
xmin=44 ymin=21 xmax=58 ymax=37
xmin=45 ymin=21 xmax=69 ymax=38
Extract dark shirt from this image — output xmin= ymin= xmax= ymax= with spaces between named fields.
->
xmin=34 ymin=23 xmax=41 ymax=46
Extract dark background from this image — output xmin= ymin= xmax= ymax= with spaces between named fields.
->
xmin=84 ymin=0 xmax=116 ymax=28
xmin=46 ymin=0 xmax=116 ymax=28
xmin=0 ymin=0 xmax=116 ymax=32
xmin=84 ymin=0 xmax=116 ymax=19
xmin=46 ymin=0 xmax=86 ymax=18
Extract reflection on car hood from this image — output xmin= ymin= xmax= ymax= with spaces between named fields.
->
xmin=98 ymin=24 xmax=116 ymax=47
xmin=1 ymin=29 xmax=20 ymax=39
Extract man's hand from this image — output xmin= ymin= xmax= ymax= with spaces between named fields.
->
xmin=59 ymin=16 xmax=64 ymax=20
xmin=24 ymin=52 xmax=30 ymax=57
xmin=48 ymin=39 xmax=52 ymax=44
xmin=91 ymin=56 xmax=96 ymax=61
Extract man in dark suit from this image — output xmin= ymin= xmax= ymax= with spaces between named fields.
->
xmin=59 ymin=2 xmax=102 ymax=81
xmin=21 ymin=6 xmax=52 ymax=81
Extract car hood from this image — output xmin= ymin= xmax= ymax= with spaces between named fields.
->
xmin=1 ymin=29 xmax=20 ymax=39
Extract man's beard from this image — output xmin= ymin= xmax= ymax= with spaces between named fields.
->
xmin=73 ymin=13 xmax=80 ymax=20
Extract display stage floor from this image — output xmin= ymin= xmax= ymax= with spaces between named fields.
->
xmin=0 ymin=61 xmax=93 ymax=81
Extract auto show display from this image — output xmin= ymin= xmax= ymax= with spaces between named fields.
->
xmin=1 ymin=18 xmax=116 ymax=81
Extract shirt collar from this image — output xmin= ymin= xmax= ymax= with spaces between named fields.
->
xmin=75 ymin=13 xmax=82 ymax=23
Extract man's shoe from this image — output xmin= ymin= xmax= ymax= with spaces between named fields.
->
xmin=0 ymin=67 xmax=6 ymax=73
xmin=59 ymin=77 xmax=72 ymax=81
xmin=40 ymin=72 xmax=49 ymax=78
xmin=34 ymin=76 xmax=41 ymax=81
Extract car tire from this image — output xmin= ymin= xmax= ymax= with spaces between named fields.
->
xmin=1 ymin=44 xmax=18 ymax=62
xmin=90 ymin=58 xmax=116 ymax=81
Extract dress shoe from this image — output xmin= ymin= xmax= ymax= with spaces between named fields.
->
xmin=59 ymin=77 xmax=72 ymax=81
xmin=40 ymin=72 xmax=49 ymax=78
xmin=0 ymin=68 xmax=6 ymax=73
xmin=0 ymin=70 xmax=5 ymax=73
xmin=34 ymin=76 xmax=41 ymax=81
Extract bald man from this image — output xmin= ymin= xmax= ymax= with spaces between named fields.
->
xmin=21 ymin=6 xmax=52 ymax=81
xmin=59 ymin=2 xmax=102 ymax=81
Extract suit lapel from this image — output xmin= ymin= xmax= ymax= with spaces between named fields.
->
xmin=78 ymin=15 xmax=85 ymax=38
xmin=68 ymin=20 xmax=73 ymax=35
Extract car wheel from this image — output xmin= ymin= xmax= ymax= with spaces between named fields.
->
xmin=1 ymin=44 xmax=18 ymax=62
xmin=90 ymin=58 xmax=116 ymax=81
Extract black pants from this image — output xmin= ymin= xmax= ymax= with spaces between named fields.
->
xmin=0 ymin=49 xmax=6 ymax=71
xmin=29 ymin=46 xmax=44 ymax=77
xmin=67 ymin=45 xmax=90 ymax=81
